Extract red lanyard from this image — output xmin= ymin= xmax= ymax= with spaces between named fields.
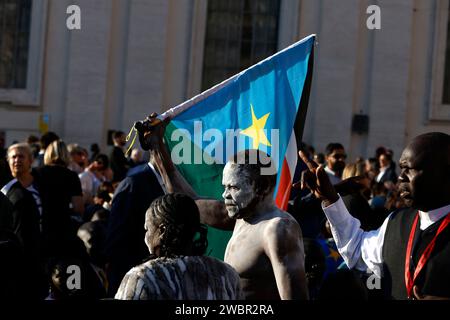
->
xmin=404 ymin=212 xmax=450 ymax=298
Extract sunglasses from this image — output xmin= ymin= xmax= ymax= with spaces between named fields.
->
xmin=331 ymin=153 xmax=347 ymax=160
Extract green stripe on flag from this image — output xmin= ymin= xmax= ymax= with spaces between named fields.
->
xmin=164 ymin=122 xmax=232 ymax=260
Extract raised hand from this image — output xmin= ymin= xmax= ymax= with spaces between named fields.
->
xmin=135 ymin=113 xmax=170 ymax=151
xmin=297 ymin=150 xmax=339 ymax=207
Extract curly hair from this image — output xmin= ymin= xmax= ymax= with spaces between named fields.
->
xmin=147 ymin=193 xmax=208 ymax=257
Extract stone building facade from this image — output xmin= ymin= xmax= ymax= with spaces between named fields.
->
xmin=0 ymin=0 xmax=449 ymax=160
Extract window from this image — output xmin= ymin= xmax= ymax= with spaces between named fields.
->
xmin=429 ymin=0 xmax=450 ymax=120
xmin=0 ymin=0 xmax=47 ymax=106
xmin=201 ymin=0 xmax=281 ymax=91
xmin=442 ymin=1 xmax=450 ymax=104
xmin=0 ymin=0 xmax=32 ymax=89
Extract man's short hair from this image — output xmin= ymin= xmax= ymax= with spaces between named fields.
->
xmin=40 ymin=132 xmax=59 ymax=150
xmin=375 ymin=146 xmax=387 ymax=158
xmin=229 ymin=149 xmax=277 ymax=195
xmin=94 ymin=154 xmax=109 ymax=169
xmin=27 ymin=135 xmax=39 ymax=145
xmin=67 ymin=143 xmax=85 ymax=156
xmin=380 ymin=152 xmax=392 ymax=162
xmin=113 ymin=131 xmax=125 ymax=140
xmin=7 ymin=143 xmax=33 ymax=160
xmin=325 ymin=143 xmax=345 ymax=156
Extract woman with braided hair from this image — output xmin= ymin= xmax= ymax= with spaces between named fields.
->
xmin=115 ymin=193 xmax=243 ymax=300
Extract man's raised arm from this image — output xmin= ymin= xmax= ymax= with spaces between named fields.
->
xmin=136 ymin=114 xmax=235 ymax=230
xmin=298 ymin=151 xmax=386 ymax=274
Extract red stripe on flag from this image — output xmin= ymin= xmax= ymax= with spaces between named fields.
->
xmin=275 ymin=157 xmax=292 ymax=210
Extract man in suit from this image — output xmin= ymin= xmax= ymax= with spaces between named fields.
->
xmin=104 ymin=161 xmax=165 ymax=296
xmin=376 ymin=152 xmax=397 ymax=184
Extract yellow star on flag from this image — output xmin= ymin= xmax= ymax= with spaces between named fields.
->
xmin=328 ymin=247 xmax=341 ymax=262
xmin=240 ymin=104 xmax=272 ymax=149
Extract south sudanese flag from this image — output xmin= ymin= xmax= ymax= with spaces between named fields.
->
xmin=161 ymin=35 xmax=315 ymax=259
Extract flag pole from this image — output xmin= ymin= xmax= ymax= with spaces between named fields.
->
xmin=160 ymin=34 xmax=317 ymax=121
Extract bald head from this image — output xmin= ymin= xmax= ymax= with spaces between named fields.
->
xmin=407 ymin=132 xmax=449 ymax=164
xmin=398 ymin=132 xmax=450 ymax=211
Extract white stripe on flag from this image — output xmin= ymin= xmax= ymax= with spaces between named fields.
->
xmin=286 ymin=131 xmax=298 ymax=178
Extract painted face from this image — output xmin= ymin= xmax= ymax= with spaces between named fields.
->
xmin=7 ymin=148 xmax=32 ymax=178
xmin=398 ymin=139 xmax=445 ymax=211
xmin=222 ymin=162 xmax=258 ymax=219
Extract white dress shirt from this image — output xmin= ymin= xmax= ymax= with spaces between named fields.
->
xmin=322 ymin=196 xmax=450 ymax=277
xmin=375 ymin=167 xmax=387 ymax=182
xmin=324 ymin=166 xmax=342 ymax=185
xmin=79 ymin=170 xmax=102 ymax=199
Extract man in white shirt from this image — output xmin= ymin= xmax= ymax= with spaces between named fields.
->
xmin=299 ymin=132 xmax=450 ymax=300
xmin=79 ymin=154 xmax=109 ymax=204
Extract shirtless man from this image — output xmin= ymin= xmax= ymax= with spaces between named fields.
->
xmin=136 ymin=114 xmax=308 ymax=300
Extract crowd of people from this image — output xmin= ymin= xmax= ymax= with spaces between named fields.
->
xmin=0 ymin=130 xmax=145 ymax=299
xmin=0 ymin=121 xmax=448 ymax=300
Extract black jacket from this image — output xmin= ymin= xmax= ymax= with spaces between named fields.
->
xmin=104 ymin=164 xmax=164 ymax=295
xmin=0 ymin=191 xmax=13 ymax=230
xmin=2 ymin=181 xmax=47 ymax=298
xmin=4 ymin=181 xmax=41 ymax=258
xmin=110 ymin=146 xmax=129 ymax=182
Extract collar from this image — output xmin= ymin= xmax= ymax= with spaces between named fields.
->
xmin=418 ymin=203 xmax=450 ymax=230
xmin=1 ymin=178 xmax=18 ymax=195
xmin=379 ymin=166 xmax=388 ymax=173
xmin=84 ymin=169 xmax=101 ymax=181
xmin=324 ymin=166 xmax=338 ymax=177
xmin=147 ymin=162 xmax=167 ymax=194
